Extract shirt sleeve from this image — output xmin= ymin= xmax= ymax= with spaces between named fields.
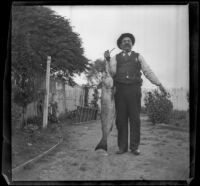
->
xmin=138 ymin=54 xmax=161 ymax=86
xmin=107 ymin=55 xmax=117 ymax=78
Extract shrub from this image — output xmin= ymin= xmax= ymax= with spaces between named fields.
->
xmin=144 ymin=89 xmax=173 ymax=124
xmin=24 ymin=124 xmax=39 ymax=133
xmin=26 ymin=116 xmax=42 ymax=128
xmin=48 ymin=114 xmax=59 ymax=123
xmin=140 ymin=106 xmax=146 ymax=114
xmin=66 ymin=110 xmax=77 ymax=119
xmin=58 ymin=112 xmax=69 ymax=121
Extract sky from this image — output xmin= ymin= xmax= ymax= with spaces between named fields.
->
xmin=48 ymin=5 xmax=189 ymax=90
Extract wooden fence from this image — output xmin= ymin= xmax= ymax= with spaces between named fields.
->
xmin=22 ymin=78 xmax=99 ymax=124
xmin=73 ymin=106 xmax=99 ymax=123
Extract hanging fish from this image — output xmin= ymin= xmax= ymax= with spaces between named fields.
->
xmin=95 ymin=49 xmax=116 ymax=152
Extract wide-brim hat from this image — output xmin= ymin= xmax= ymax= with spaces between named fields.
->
xmin=117 ymin=33 xmax=135 ymax=49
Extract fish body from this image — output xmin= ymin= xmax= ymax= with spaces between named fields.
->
xmin=95 ymin=61 xmax=115 ymax=152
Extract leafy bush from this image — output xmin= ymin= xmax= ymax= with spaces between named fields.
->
xmin=48 ymin=114 xmax=59 ymax=123
xmin=66 ymin=110 xmax=77 ymax=119
xmin=27 ymin=116 xmax=42 ymax=127
xmin=91 ymin=88 xmax=99 ymax=109
xmin=24 ymin=124 xmax=39 ymax=133
xmin=144 ymin=89 xmax=173 ymax=124
xmin=140 ymin=106 xmax=146 ymax=114
xmin=58 ymin=112 xmax=69 ymax=121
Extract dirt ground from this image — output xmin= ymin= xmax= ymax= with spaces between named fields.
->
xmin=12 ymin=115 xmax=189 ymax=181
xmin=12 ymin=124 xmax=62 ymax=169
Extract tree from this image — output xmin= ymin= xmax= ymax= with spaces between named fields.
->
xmin=85 ymin=59 xmax=106 ymax=113
xmin=85 ymin=58 xmax=106 ymax=88
xmin=12 ymin=6 xmax=89 ymax=79
xmin=13 ymin=74 xmax=36 ymax=127
xmin=12 ymin=5 xmax=89 ymax=127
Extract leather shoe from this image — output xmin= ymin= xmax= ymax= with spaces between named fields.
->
xmin=131 ymin=149 xmax=140 ymax=155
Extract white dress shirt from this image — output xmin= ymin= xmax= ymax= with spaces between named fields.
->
xmin=108 ymin=51 xmax=161 ymax=86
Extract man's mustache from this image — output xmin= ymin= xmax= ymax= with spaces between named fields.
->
xmin=124 ymin=43 xmax=131 ymax=47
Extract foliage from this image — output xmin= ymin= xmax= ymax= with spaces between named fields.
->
xmin=27 ymin=116 xmax=43 ymax=127
xmin=48 ymin=113 xmax=60 ymax=123
xmin=85 ymin=59 xmax=107 ymax=110
xmin=12 ymin=6 xmax=89 ymax=127
xmin=12 ymin=6 xmax=89 ymax=78
xmin=66 ymin=110 xmax=77 ymax=119
xmin=90 ymin=88 xmax=99 ymax=109
xmin=85 ymin=59 xmax=106 ymax=87
xmin=13 ymin=76 xmax=36 ymax=108
xmin=140 ymin=106 xmax=146 ymax=114
xmin=26 ymin=114 xmax=60 ymax=129
xmin=12 ymin=75 xmax=36 ymax=127
xmin=58 ymin=112 xmax=70 ymax=121
xmin=144 ymin=89 xmax=173 ymax=124
xmin=24 ymin=124 xmax=39 ymax=133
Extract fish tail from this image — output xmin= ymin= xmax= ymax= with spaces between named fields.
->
xmin=95 ymin=138 xmax=107 ymax=151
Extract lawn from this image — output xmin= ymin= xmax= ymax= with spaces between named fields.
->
xmin=12 ymin=122 xmax=63 ymax=169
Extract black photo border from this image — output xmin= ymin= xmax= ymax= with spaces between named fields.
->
xmin=1 ymin=0 xmax=199 ymax=185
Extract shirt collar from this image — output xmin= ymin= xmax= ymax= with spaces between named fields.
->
xmin=122 ymin=51 xmax=132 ymax=56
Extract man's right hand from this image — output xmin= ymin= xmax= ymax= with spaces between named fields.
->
xmin=104 ymin=50 xmax=110 ymax=61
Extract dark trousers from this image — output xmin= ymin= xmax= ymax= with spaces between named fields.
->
xmin=114 ymin=83 xmax=141 ymax=151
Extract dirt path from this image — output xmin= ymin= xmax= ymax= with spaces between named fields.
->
xmin=12 ymin=115 xmax=189 ymax=181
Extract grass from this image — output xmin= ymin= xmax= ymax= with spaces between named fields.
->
xmin=169 ymin=110 xmax=189 ymax=128
xmin=142 ymin=108 xmax=189 ymax=129
xmin=12 ymin=122 xmax=63 ymax=169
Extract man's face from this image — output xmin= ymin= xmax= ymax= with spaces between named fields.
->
xmin=120 ymin=37 xmax=133 ymax=52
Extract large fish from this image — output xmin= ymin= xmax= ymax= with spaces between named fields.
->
xmin=95 ymin=59 xmax=115 ymax=152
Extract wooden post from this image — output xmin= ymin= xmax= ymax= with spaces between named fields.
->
xmin=43 ymin=56 xmax=51 ymax=128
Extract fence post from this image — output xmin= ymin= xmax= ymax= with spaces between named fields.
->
xmin=43 ymin=56 xmax=51 ymax=128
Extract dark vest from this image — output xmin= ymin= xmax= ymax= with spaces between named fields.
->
xmin=114 ymin=51 xmax=143 ymax=86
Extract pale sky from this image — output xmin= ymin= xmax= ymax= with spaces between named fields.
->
xmin=48 ymin=5 xmax=189 ymax=90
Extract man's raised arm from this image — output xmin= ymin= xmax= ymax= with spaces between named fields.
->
xmin=104 ymin=50 xmax=117 ymax=77
xmin=138 ymin=54 xmax=167 ymax=95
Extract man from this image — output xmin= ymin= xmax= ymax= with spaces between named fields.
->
xmin=104 ymin=33 xmax=167 ymax=155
